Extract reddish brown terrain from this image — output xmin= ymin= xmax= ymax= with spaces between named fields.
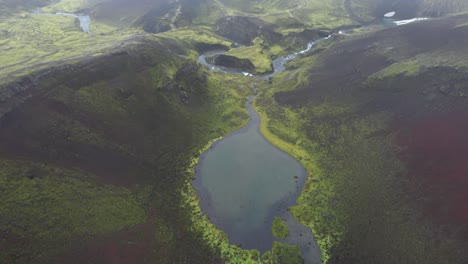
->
xmin=267 ymin=13 xmax=468 ymax=263
xmin=399 ymin=113 xmax=468 ymax=230
xmin=56 ymin=221 xmax=155 ymax=264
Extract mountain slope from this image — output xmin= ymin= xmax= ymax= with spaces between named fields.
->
xmin=256 ymin=13 xmax=468 ymax=263
xmin=0 ymin=35 xmax=257 ymax=263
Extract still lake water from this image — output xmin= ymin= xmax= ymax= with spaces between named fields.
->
xmin=194 ymin=96 xmax=309 ymax=252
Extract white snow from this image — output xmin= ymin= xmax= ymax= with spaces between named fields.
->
xmin=393 ymin=17 xmax=428 ymax=25
xmin=384 ymin=11 xmax=396 ymax=18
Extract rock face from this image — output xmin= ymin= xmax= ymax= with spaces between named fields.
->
xmin=213 ymin=54 xmax=255 ymax=71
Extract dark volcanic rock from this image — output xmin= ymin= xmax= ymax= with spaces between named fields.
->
xmin=213 ymin=54 xmax=255 ymax=71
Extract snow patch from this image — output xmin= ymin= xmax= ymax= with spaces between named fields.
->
xmin=384 ymin=11 xmax=396 ymax=18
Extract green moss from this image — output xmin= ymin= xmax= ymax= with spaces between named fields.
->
xmin=41 ymin=0 xmax=105 ymax=13
xmin=0 ymin=33 xmax=259 ymax=262
xmin=226 ymin=38 xmax=273 ymax=74
xmin=0 ymin=160 xmax=146 ymax=261
xmin=272 ymin=217 xmax=289 ymax=238
xmin=369 ymin=60 xmax=422 ymax=79
xmin=262 ymin=242 xmax=304 ymax=264
xmin=0 ymin=12 xmax=140 ymax=78
xmin=160 ymin=28 xmax=232 ymax=52
xmin=253 ymin=28 xmax=468 ymax=262
xmin=0 ymin=161 xmax=146 ymax=234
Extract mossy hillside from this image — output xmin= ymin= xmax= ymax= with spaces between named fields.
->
xmin=218 ymin=0 xmax=303 ymax=14
xmin=0 ymin=36 xmax=254 ymax=263
xmin=217 ymin=0 xmax=468 ymax=30
xmin=262 ymin=242 xmax=304 ymax=264
xmin=41 ymin=0 xmax=107 ymax=13
xmin=254 ymin=16 xmax=468 ymax=263
xmin=159 ymin=27 xmax=232 ymax=53
xmin=181 ymin=0 xmax=226 ymax=26
xmin=0 ymin=11 xmax=142 ymax=78
xmin=226 ymin=38 xmax=273 ymax=74
xmin=0 ymin=160 xmax=146 ymax=261
xmin=289 ymin=0 xmax=355 ymax=29
xmin=272 ymin=217 xmax=289 ymax=239
xmin=255 ymin=62 xmax=457 ymax=264
xmin=0 ymin=0 xmax=57 ymax=16
xmin=214 ymin=0 xmax=355 ymax=30
xmin=364 ymin=14 xmax=468 ymax=80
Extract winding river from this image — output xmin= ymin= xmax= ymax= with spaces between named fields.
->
xmin=197 ymin=36 xmax=331 ymax=79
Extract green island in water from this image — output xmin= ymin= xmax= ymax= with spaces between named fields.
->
xmin=1 ymin=0 xmax=468 ymax=264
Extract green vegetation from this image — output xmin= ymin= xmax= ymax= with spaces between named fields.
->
xmin=159 ymin=27 xmax=232 ymax=52
xmin=0 ymin=33 xmax=257 ymax=263
xmin=226 ymin=38 xmax=273 ymax=74
xmin=255 ymin=64 xmax=445 ymax=263
xmin=219 ymin=0 xmax=302 ymax=14
xmin=262 ymin=242 xmax=304 ymax=264
xmin=2 ymin=0 xmax=468 ymax=263
xmin=0 ymin=11 xmax=139 ymax=79
xmin=369 ymin=60 xmax=422 ymax=79
xmin=0 ymin=160 xmax=146 ymax=259
xmin=255 ymin=13 xmax=468 ymax=263
xmin=272 ymin=217 xmax=289 ymax=239
xmin=41 ymin=0 xmax=106 ymax=13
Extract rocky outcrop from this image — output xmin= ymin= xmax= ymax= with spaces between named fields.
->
xmin=213 ymin=54 xmax=255 ymax=71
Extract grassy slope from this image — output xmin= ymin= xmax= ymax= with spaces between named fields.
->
xmin=0 ymin=11 xmax=142 ymax=80
xmin=255 ymin=14 xmax=468 ymax=263
xmin=226 ymin=38 xmax=273 ymax=74
xmin=0 ymin=33 xmax=261 ymax=263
